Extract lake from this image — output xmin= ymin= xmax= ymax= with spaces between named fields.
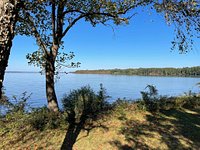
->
xmin=3 ymin=73 xmax=200 ymax=107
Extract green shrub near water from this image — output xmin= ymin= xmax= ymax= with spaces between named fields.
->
xmin=0 ymin=92 xmax=65 ymax=131
xmin=140 ymin=85 xmax=160 ymax=112
xmin=1 ymin=85 xmax=110 ymax=132
xmin=28 ymin=107 xmax=65 ymax=130
xmin=62 ymin=85 xmax=110 ymax=122
xmin=138 ymin=85 xmax=200 ymax=112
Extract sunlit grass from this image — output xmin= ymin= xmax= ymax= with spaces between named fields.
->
xmin=0 ymin=104 xmax=200 ymax=150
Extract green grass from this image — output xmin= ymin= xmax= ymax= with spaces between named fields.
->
xmin=0 ymin=104 xmax=200 ymax=150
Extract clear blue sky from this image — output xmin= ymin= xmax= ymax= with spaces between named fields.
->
xmin=7 ymin=9 xmax=200 ymax=71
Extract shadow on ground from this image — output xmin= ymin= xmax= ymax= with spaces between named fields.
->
xmin=110 ymin=108 xmax=200 ymax=150
xmin=60 ymin=111 xmax=108 ymax=150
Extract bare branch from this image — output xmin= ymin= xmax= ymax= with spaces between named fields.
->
xmin=62 ymin=14 xmax=86 ymax=38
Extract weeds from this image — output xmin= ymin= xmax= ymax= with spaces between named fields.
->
xmin=138 ymin=85 xmax=200 ymax=112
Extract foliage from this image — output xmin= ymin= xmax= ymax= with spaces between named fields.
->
xmin=0 ymin=92 xmax=31 ymax=115
xmin=12 ymin=1 xmax=200 ymax=72
xmin=62 ymin=85 xmax=110 ymax=122
xmin=182 ymin=96 xmax=200 ymax=109
xmin=140 ymin=85 xmax=159 ymax=112
xmin=0 ymin=91 xmax=65 ymax=131
xmin=28 ymin=107 xmax=65 ymax=130
xmin=0 ymin=92 xmax=32 ymax=136
xmin=138 ymin=84 xmax=200 ymax=113
xmin=0 ymin=89 xmax=9 ymax=115
xmin=112 ymin=98 xmax=131 ymax=109
xmin=16 ymin=0 xmax=149 ymax=111
xmin=159 ymin=95 xmax=200 ymax=110
xmin=97 ymin=83 xmax=110 ymax=110
xmin=75 ymin=66 xmax=200 ymax=77
xmin=13 ymin=0 xmax=200 ymax=111
xmin=16 ymin=0 xmax=147 ymax=73
xmin=26 ymin=51 xmax=80 ymax=75
xmin=154 ymin=0 xmax=200 ymax=52
xmin=0 ymin=85 xmax=105 ymax=133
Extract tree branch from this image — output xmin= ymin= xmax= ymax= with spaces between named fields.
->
xmin=18 ymin=14 xmax=49 ymax=55
xmin=51 ymin=0 xmax=56 ymax=44
xmin=62 ymin=14 xmax=86 ymax=38
xmin=62 ymin=9 xmax=80 ymax=16
xmin=56 ymin=1 xmax=64 ymax=42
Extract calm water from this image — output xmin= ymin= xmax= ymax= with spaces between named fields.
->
xmin=4 ymin=73 xmax=200 ymax=107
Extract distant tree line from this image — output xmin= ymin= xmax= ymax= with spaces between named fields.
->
xmin=74 ymin=66 xmax=200 ymax=77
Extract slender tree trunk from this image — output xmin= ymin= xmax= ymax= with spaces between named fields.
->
xmin=45 ymin=56 xmax=59 ymax=112
xmin=0 ymin=0 xmax=19 ymax=99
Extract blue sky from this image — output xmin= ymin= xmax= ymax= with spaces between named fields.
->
xmin=7 ymin=9 xmax=200 ymax=71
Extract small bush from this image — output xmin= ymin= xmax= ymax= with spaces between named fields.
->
xmin=138 ymin=84 xmax=200 ymax=112
xmin=97 ymin=83 xmax=110 ymax=110
xmin=0 ymin=92 xmax=32 ymax=131
xmin=136 ymin=100 xmax=146 ymax=110
xmin=0 ymin=92 xmax=31 ymax=115
xmin=62 ymin=85 xmax=110 ymax=123
xmin=112 ymin=98 xmax=130 ymax=109
xmin=182 ymin=96 xmax=200 ymax=109
xmin=28 ymin=107 xmax=63 ymax=130
xmin=140 ymin=85 xmax=160 ymax=112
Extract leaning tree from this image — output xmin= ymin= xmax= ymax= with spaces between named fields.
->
xmin=0 ymin=0 xmax=21 ymax=99
xmin=14 ymin=0 xmax=199 ymax=112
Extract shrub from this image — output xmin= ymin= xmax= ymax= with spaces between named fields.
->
xmin=182 ymin=96 xmax=200 ymax=109
xmin=140 ymin=85 xmax=160 ymax=112
xmin=0 ymin=92 xmax=31 ymax=115
xmin=138 ymin=86 xmax=200 ymax=112
xmin=10 ymin=92 xmax=31 ymax=113
xmin=28 ymin=107 xmax=63 ymax=130
xmin=62 ymin=85 xmax=109 ymax=123
xmin=97 ymin=83 xmax=110 ymax=110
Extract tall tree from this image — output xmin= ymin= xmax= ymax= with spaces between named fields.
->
xmin=0 ymin=0 xmax=20 ymax=99
xmin=16 ymin=0 xmax=199 ymax=112
xmin=17 ymin=0 xmax=150 ymax=112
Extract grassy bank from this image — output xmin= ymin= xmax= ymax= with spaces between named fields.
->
xmin=0 ymin=105 xmax=200 ymax=149
xmin=0 ymin=86 xmax=200 ymax=149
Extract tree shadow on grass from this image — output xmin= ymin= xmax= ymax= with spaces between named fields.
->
xmin=110 ymin=108 xmax=200 ymax=150
xmin=60 ymin=111 xmax=108 ymax=150
xmin=159 ymin=108 xmax=200 ymax=146
xmin=60 ymin=86 xmax=110 ymax=150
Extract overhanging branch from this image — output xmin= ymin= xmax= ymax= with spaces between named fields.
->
xmin=18 ymin=14 xmax=49 ymax=55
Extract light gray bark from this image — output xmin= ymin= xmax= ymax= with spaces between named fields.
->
xmin=0 ymin=0 xmax=18 ymax=98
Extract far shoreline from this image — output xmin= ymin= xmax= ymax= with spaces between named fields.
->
xmin=73 ymin=66 xmax=200 ymax=78
xmin=71 ymin=72 xmax=200 ymax=78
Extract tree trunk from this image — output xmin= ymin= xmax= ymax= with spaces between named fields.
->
xmin=45 ymin=56 xmax=59 ymax=112
xmin=0 ymin=0 xmax=19 ymax=99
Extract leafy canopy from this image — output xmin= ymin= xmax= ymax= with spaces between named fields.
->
xmin=16 ymin=0 xmax=200 ymax=70
xmin=16 ymin=0 xmax=151 ymax=72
